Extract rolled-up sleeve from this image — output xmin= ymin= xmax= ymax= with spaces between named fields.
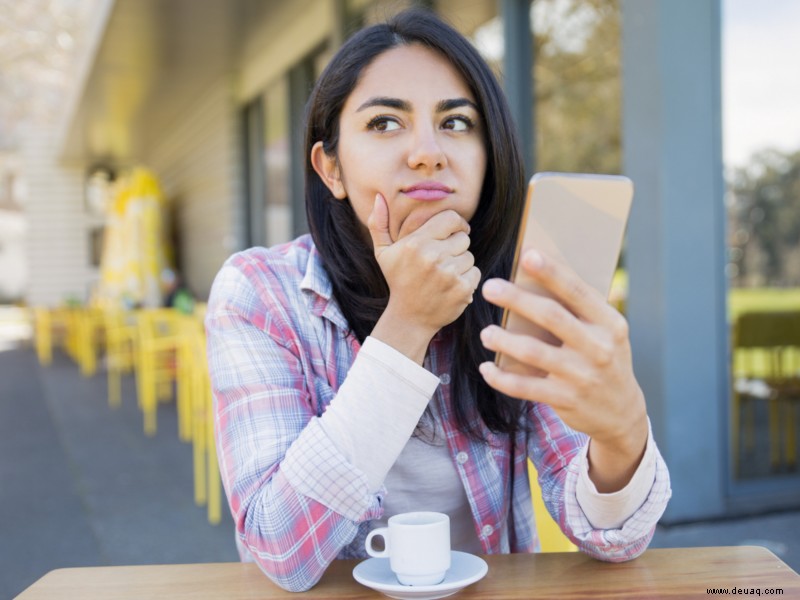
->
xmin=528 ymin=404 xmax=671 ymax=562
xmin=206 ymin=253 xmax=441 ymax=591
xmin=207 ymin=259 xmax=376 ymax=591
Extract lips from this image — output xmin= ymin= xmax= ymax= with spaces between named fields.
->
xmin=401 ymin=182 xmax=453 ymax=201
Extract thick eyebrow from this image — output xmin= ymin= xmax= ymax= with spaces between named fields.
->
xmin=356 ymin=97 xmax=411 ymax=112
xmin=355 ymin=96 xmax=479 ymax=113
xmin=436 ymin=98 xmax=479 ymax=113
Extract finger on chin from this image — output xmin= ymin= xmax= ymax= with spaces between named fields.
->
xmin=400 ymin=207 xmax=467 ymax=241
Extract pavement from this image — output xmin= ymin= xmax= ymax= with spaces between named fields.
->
xmin=1 ymin=333 xmax=798 ymax=598
xmin=0 ymin=345 xmax=237 ymax=598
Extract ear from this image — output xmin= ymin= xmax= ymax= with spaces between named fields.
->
xmin=311 ymin=141 xmax=347 ymax=199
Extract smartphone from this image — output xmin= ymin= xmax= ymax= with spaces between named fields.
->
xmin=495 ymin=172 xmax=633 ymax=373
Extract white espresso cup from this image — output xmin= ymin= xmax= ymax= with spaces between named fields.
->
xmin=365 ymin=511 xmax=451 ymax=586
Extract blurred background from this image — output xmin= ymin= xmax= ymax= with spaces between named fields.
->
xmin=1 ymin=0 xmax=798 ymax=597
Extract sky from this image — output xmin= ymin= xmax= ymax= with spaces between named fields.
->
xmin=723 ymin=0 xmax=800 ymax=168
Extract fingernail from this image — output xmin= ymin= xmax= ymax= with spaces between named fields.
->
xmin=482 ymin=279 xmax=503 ymax=297
xmin=480 ymin=326 xmax=494 ymax=343
xmin=478 ymin=362 xmax=492 ymax=377
xmin=524 ymin=249 xmax=543 ymax=269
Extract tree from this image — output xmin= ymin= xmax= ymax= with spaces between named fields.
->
xmin=533 ymin=0 xmax=621 ymax=174
xmin=0 ymin=0 xmax=94 ymax=150
xmin=728 ymin=148 xmax=800 ymax=287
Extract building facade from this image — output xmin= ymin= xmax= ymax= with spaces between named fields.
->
xmin=25 ymin=0 xmax=799 ymax=522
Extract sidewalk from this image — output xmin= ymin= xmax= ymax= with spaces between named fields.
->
xmin=0 ymin=347 xmax=237 ymax=598
xmin=1 ymin=343 xmax=798 ymax=598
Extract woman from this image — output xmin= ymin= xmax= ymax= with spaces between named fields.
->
xmin=206 ymin=8 xmax=670 ymax=592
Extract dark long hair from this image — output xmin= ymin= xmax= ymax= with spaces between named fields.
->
xmin=304 ymin=8 xmax=527 ymax=440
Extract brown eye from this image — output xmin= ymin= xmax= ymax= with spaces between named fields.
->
xmin=442 ymin=115 xmax=474 ymax=131
xmin=367 ymin=116 xmax=401 ymax=132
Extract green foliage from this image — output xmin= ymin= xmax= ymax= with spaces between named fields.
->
xmin=728 ymin=148 xmax=800 ymax=286
xmin=533 ymin=0 xmax=621 ymax=174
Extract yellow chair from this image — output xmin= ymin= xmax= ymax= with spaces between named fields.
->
xmin=528 ymin=460 xmax=578 ymax=552
xmin=785 ymin=351 xmax=800 ymax=467
xmin=103 ymin=309 xmax=138 ymax=408
xmin=193 ymin=302 xmax=207 ymax=322
xmin=187 ymin=328 xmax=222 ymax=524
xmin=136 ymin=308 xmax=183 ymax=436
xmin=63 ymin=308 xmax=82 ymax=366
xmin=34 ymin=306 xmax=70 ymax=366
xmin=175 ymin=314 xmax=204 ymax=442
xmin=73 ymin=307 xmax=105 ymax=377
xmin=732 ymin=310 xmax=800 ymax=474
xmin=34 ymin=307 xmax=54 ymax=366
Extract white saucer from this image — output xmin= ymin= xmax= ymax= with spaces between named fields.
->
xmin=352 ymin=550 xmax=488 ymax=600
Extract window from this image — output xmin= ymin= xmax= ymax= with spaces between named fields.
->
xmin=724 ymin=0 xmax=800 ymax=484
xmin=262 ymin=77 xmax=292 ymax=247
xmin=242 ymin=48 xmax=328 ymax=249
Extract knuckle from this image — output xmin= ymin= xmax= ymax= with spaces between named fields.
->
xmin=467 ymin=269 xmax=481 ymax=287
xmin=464 ymin=251 xmax=475 ymax=269
xmin=567 ymin=278 xmax=587 ymax=302
xmin=538 ymin=298 xmax=563 ymax=327
xmin=460 ymin=279 xmax=475 ymax=299
xmin=449 ymin=262 xmax=465 ymax=280
xmin=611 ymin=314 xmax=630 ymax=343
xmin=469 ymin=268 xmax=482 ymax=291
xmin=444 ymin=210 xmax=463 ymax=229
xmin=520 ymin=339 xmax=544 ymax=365
xmin=421 ymin=252 xmax=439 ymax=271
xmin=593 ymin=343 xmax=614 ymax=367
xmin=405 ymin=236 xmax=422 ymax=253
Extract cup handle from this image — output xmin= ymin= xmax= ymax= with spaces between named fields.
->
xmin=365 ymin=527 xmax=390 ymax=558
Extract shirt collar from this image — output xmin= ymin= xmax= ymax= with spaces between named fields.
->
xmin=299 ymin=242 xmax=350 ymax=331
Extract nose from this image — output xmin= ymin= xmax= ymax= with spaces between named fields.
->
xmin=407 ymin=124 xmax=447 ymax=170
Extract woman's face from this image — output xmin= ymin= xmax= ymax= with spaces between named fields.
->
xmin=312 ymin=43 xmax=487 ymax=243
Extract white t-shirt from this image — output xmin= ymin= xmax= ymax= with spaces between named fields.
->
xmin=379 ymin=404 xmax=484 ymax=553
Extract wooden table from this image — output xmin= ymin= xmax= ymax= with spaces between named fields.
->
xmin=16 ymin=546 xmax=800 ymax=599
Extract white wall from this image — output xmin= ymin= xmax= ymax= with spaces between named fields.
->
xmin=146 ymin=81 xmax=242 ymax=300
xmin=0 ymin=210 xmax=27 ymax=301
xmin=22 ymin=127 xmax=97 ymax=306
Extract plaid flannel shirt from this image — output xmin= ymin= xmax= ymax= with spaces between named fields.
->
xmin=206 ymin=234 xmax=671 ymax=592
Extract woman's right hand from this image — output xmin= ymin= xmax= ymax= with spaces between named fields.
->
xmin=367 ymin=193 xmax=481 ymax=361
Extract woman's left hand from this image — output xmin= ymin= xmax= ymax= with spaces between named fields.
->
xmin=478 ymin=248 xmax=649 ymax=492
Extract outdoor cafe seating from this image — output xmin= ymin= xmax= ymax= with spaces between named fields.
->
xmin=732 ymin=309 xmax=800 ymax=475
xmin=33 ymin=302 xmax=223 ymax=526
